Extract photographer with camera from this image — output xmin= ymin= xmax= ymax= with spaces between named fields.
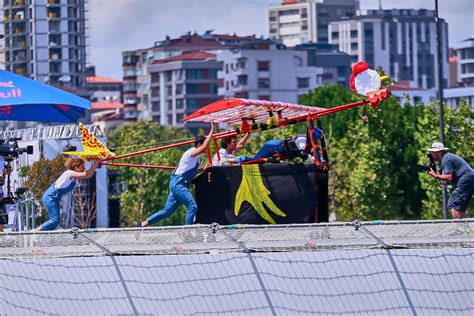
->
xmin=427 ymin=142 xmax=474 ymax=219
xmin=36 ymin=158 xmax=100 ymax=231
xmin=0 ymin=138 xmax=33 ymax=231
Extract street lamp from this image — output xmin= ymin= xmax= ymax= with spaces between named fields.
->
xmin=434 ymin=0 xmax=448 ymax=219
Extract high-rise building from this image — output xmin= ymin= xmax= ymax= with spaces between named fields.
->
xmin=147 ymin=51 xmax=220 ymax=131
xmin=2 ymin=0 xmax=88 ymax=88
xmin=268 ymin=0 xmax=358 ymax=47
xmin=329 ymin=9 xmax=449 ymax=89
xmin=122 ymin=32 xmax=256 ymax=122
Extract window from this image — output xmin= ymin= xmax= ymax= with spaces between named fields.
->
xmin=297 ymin=77 xmax=310 ymax=88
xmin=257 ymin=61 xmax=270 ymax=71
xmin=237 ymin=75 xmax=248 ymax=86
xmin=186 ymin=84 xmax=199 ymax=94
xmin=258 ymin=95 xmax=270 ymax=100
xmin=152 ymin=101 xmax=160 ymax=112
xmin=186 ymin=69 xmax=202 ymax=79
xmin=237 ymin=58 xmax=247 ymax=69
xmin=176 ymin=84 xmax=183 ymax=95
xmin=258 ymin=78 xmax=270 ymax=89
xmin=176 ymin=99 xmax=184 ymax=109
xmin=350 ymin=30 xmax=357 ymax=38
xmin=234 ymin=92 xmax=249 ymax=98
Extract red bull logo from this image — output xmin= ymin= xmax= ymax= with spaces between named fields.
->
xmin=0 ymin=80 xmax=22 ymax=99
xmin=0 ymin=105 xmax=12 ymax=115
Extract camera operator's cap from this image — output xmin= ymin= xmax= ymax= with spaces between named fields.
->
xmin=428 ymin=142 xmax=449 ymax=152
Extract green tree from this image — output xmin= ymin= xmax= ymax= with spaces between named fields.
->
xmin=25 ymin=156 xmax=66 ymax=224
xmin=299 ymin=84 xmax=364 ymax=141
xmin=107 ymin=121 xmax=194 ymax=227
xmin=26 ymin=156 xmax=65 ymax=202
xmin=298 ymin=85 xmax=425 ymax=221
xmin=328 ymin=97 xmax=425 ymax=221
xmin=415 ymin=101 xmax=474 ymax=218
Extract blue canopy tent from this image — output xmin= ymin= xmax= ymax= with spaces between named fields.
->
xmin=0 ymin=70 xmax=90 ymax=122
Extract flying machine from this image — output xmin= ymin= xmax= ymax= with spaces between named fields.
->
xmin=97 ymin=62 xmax=391 ymax=225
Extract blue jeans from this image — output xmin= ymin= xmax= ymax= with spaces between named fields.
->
xmin=40 ymin=188 xmax=61 ymax=230
xmin=147 ymin=174 xmax=198 ymax=225
xmin=234 ymin=140 xmax=284 ymax=163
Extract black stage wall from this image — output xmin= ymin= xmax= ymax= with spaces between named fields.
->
xmin=194 ymin=163 xmax=328 ymax=225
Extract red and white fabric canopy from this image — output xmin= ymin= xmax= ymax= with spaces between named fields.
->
xmin=183 ymin=98 xmax=324 ymax=125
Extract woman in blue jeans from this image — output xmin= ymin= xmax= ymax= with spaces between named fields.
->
xmin=36 ymin=158 xmax=99 ymax=231
xmin=141 ymin=123 xmax=215 ymax=226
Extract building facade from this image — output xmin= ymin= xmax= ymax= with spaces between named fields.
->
xmin=147 ymin=51 xmax=220 ymax=130
xmin=217 ymin=44 xmax=323 ymax=104
xmin=268 ymin=0 xmax=358 ymax=47
xmin=122 ymin=32 xmax=256 ymax=121
xmin=389 ymin=81 xmax=436 ymax=106
xmin=2 ymin=0 xmax=88 ymax=88
xmin=86 ymin=76 xmax=122 ymax=102
xmin=329 ymin=9 xmax=449 ymax=89
xmin=454 ymin=37 xmax=474 ymax=87
xmin=295 ymin=42 xmax=351 ymax=87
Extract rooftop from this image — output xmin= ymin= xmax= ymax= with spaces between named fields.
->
xmin=86 ymin=76 xmax=122 ymax=84
xmin=390 ymin=81 xmax=429 ymax=91
xmin=152 ymin=50 xmax=217 ymax=64
xmin=91 ymin=100 xmax=124 ymax=110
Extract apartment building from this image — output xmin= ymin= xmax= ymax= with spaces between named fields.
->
xmin=147 ymin=51 xmax=220 ymax=131
xmin=268 ymin=0 xmax=358 ymax=47
xmin=454 ymin=37 xmax=474 ymax=87
xmin=329 ymin=9 xmax=449 ymax=89
xmin=443 ymin=37 xmax=474 ymax=109
xmin=2 ymin=0 xmax=88 ymax=88
xmin=86 ymin=75 xmax=122 ymax=102
xmin=218 ymin=40 xmax=323 ymax=104
xmin=295 ymin=42 xmax=351 ymax=87
xmin=122 ymin=32 xmax=256 ymax=121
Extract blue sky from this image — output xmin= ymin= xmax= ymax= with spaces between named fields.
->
xmin=88 ymin=0 xmax=474 ymax=79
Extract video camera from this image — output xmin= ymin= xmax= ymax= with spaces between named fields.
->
xmin=418 ymin=153 xmax=437 ymax=173
xmin=0 ymin=137 xmax=33 ymax=225
xmin=0 ymin=137 xmax=33 ymax=159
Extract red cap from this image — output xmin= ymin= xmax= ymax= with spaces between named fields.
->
xmin=349 ymin=61 xmax=369 ymax=93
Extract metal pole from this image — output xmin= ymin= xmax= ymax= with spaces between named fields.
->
xmin=435 ymin=0 xmax=448 ymax=219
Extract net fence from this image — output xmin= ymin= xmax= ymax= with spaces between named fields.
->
xmin=1 ymin=220 xmax=473 ymax=315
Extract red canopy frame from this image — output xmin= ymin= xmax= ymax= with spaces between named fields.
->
xmin=102 ymin=89 xmax=389 ymax=169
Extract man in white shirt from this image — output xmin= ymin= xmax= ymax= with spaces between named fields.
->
xmin=142 ymin=123 xmax=216 ymax=226
xmin=211 ymin=133 xmax=250 ymax=166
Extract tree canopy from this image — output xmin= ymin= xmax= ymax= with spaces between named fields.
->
xmin=107 ymin=121 xmax=193 ymax=227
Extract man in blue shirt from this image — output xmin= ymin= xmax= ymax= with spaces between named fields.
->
xmin=428 ymin=142 xmax=474 ymax=219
